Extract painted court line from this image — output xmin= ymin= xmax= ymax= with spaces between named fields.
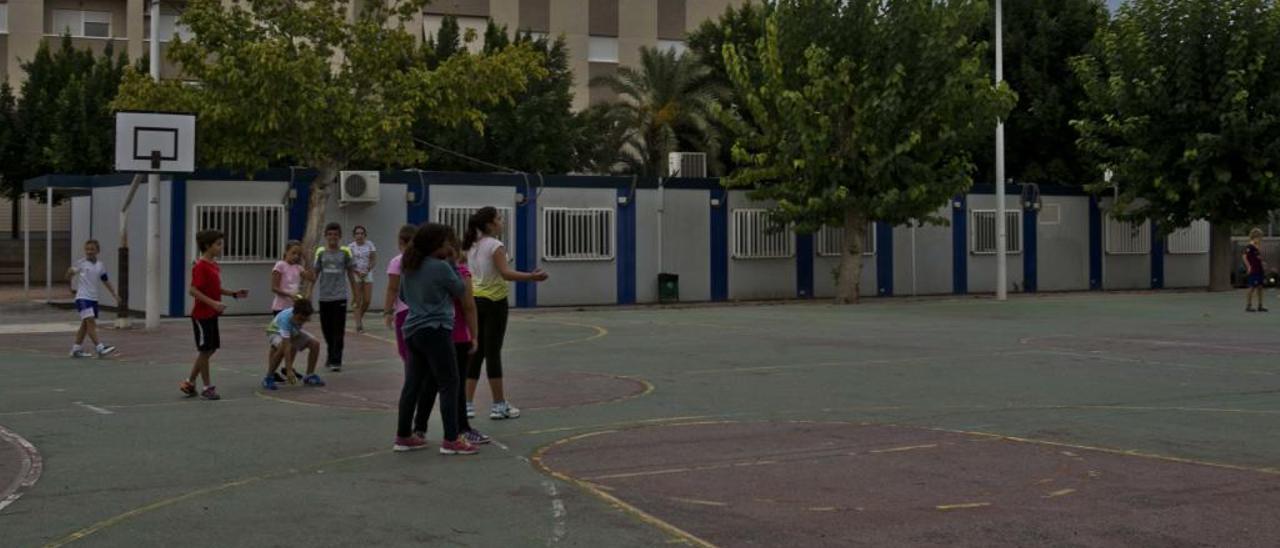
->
xmin=0 ymin=425 xmax=43 ymax=514
xmin=72 ymin=402 xmax=113 ymax=415
xmin=936 ymin=502 xmax=991 ymax=511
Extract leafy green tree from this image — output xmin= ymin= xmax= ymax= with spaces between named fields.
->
xmin=591 ymin=46 xmax=725 ymax=176
xmin=113 ymin=0 xmax=544 ymax=256
xmin=687 ymin=1 xmax=769 ymax=175
xmin=1072 ymin=0 xmax=1280 ymax=290
xmin=971 ymin=0 xmax=1108 ymax=186
xmin=571 ymin=104 xmax=631 ymax=174
xmin=417 ymin=20 xmax=579 ymax=174
xmin=720 ymin=0 xmax=1014 ymax=303
xmin=0 ymin=81 xmax=18 ymax=236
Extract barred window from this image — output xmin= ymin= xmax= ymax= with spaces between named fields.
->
xmin=1106 ymin=218 xmax=1151 ymax=255
xmin=970 ymin=210 xmax=1022 ymax=254
xmin=1167 ymin=220 xmax=1209 ymax=254
xmin=816 ymin=223 xmax=877 ymax=256
xmin=436 ymin=206 xmax=516 ymax=261
xmin=193 ymin=204 xmax=285 ymax=263
xmin=732 ymin=209 xmax=794 ymax=259
xmin=542 ymin=208 xmax=614 ymax=261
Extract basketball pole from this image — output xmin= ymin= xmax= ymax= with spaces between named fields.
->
xmin=145 ymin=0 xmax=162 ymax=329
xmin=995 ymin=0 xmax=1008 ymax=301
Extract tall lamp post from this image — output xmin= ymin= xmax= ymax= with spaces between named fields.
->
xmin=995 ymin=0 xmax=1008 ymax=301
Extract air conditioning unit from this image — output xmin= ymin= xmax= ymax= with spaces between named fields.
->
xmin=668 ymin=152 xmax=707 ymax=178
xmin=339 ymin=171 xmax=380 ymax=204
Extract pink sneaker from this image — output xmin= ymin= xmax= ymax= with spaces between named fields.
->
xmin=393 ymin=436 xmax=427 ymax=452
xmin=439 ymin=438 xmax=479 ymax=455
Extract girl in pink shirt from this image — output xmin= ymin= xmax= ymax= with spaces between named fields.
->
xmin=271 ymin=241 xmax=311 ymax=314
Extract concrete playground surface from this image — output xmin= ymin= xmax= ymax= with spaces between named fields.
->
xmin=1 ymin=290 xmax=1279 ymax=547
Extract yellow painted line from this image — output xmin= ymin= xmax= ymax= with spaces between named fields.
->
xmin=807 ymin=507 xmax=838 ymax=512
xmin=517 ymin=415 xmax=715 ymax=436
xmin=44 ymin=450 xmax=383 ymax=547
xmin=936 ymin=502 xmax=991 ymax=511
xmin=670 ymin=497 xmax=729 ymax=507
xmin=870 ymin=444 xmax=938 ymax=454
xmin=1045 ymin=488 xmax=1076 ymax=498
xmin=586 ymin=459 xmax=779 ymax=481
xmin=937 ymin=428 xmax=1280 ymax=476
xmin=510 ymin=317 xmax=609 ymax=351
xmin=252 ymin=390 xmax=391 ymax=413
xmin=532 ymin=432 xmax=718 ymax=548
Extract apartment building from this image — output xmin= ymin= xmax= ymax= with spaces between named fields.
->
xmin=0 ymin=0 xmax=742 ymax=108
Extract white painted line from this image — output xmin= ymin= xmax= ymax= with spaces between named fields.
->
xmin=543 ymin=480 xmax=567 ymax=545
xmin=0 ymin=425 xmax=43 ymax=513
xmin=73 ymin=402 xmax=114 ymax=415
xmin=0 ymin=322 xmax=81 ymax=335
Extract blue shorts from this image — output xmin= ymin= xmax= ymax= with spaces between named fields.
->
xmin=1248 ymin=273 xmax=1265 ymax=288
xmin=75 ymin=299 xmax=100 ymax=320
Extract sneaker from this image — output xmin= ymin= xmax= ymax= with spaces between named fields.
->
xmin=272 ymin=372 xmax=287 ymax=383
xmin=71 ymin=349 xmax=95 ymax=359
xmin=464 ymin=430 xmax=492 ymax=445
xmin=179 ymin=381 xmax=197 ymax=397
xmin=201 ymin=386 xmax=221 ymax=400
xmin=413 ymin=430 xmax=427 ymax=441
xmin=328 ymin=363 xmax=342 ymax=372
xmin=304 ymin=374 xmax=326 ymax=387
xmin=393 ymin=436 xmax=428 ymax=452
xmin=466 ymin=402 xmax=476 ymax=419
xmin=262 ymin=375 xmax=279 ymax=391
xmin=1261 ymin=307 xmax=1271 ymax=313
xmin=1247 ymin=306 xmax=1257 ymax=312
xmin=490 ymin=402 xmax=521 ymax=420
xmin=96 ymin=344 xmax=117 ymax=357
xmin=439 ymin=438 xmax=479 ymax=455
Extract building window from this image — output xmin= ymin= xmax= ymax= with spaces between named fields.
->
xmin=435 ymin=206 xmax=516 ymax=262
xmin=52 ymin=9 xmax=112 ymax=38
xmin=588 ymin=36 xmax=619 ymax=63
xmin=816 ymin=223 xmax=877 ymax=257
xmin=1167 ymin=220 xmax=1209 ymax=255
xmin=0 ymin=4 xmax=9 ymax=34
xmin=1105 ymin=217 xmax=1151 ymax=255
xmin=424 ymin=15 xmax=489 ymax=54
xmin=193 ymin=205 xmax=285 ymax=263
xmin=732 ymin=209 xmax=794 ymax=259
xmin=970 ymin=210 xmax=1022 ymax=255
xmin=658 ymin=39 xmax=687 ymax=57
xmin=542 ymin=208 xmax=615 ymax=261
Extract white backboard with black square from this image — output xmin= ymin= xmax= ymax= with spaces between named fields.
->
xmin=115 ymin=111 xmax=196 ymax=173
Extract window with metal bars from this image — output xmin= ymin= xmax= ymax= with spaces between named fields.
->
xmin=731 ymin=209 xmax=794 ymax=259
xmin=815 ymin=223 xmax=877 ymax=257
xmin=193 ymin=205 xmax=285 ymax=263
xmin=542 ymin=208 xmax=615 ymax=261
xmin=435 ymin=206 xmax=516 ymax=262
xmin=970 ymin=210 xmax=1022 ymax=255
xmin=1166 ymin=220 xmax=1209 ymax=254
xmin=1105 ymin=217 xmax=1151 ymax=255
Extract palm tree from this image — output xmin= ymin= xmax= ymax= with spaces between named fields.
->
xmin=590 ymin=46 xmax=724 ymax=176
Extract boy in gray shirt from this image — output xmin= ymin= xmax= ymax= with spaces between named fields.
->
xmin=314 ymin=222 xmax=357 ymax=371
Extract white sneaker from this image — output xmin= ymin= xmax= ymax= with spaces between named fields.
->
xmin=96 ymin=344 xmax=117 ymax=357
xmin=466 ymin=402 xmax=476 ymax=419
xmin=490 ymin=402 xmax=521 ymax=420
xmin=70 ymin=347 xmax=93 ymax=358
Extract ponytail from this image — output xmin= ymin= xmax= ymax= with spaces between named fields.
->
xmin=463 ymin=206 xmax=499 ymax=251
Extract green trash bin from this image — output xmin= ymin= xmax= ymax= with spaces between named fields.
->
xmin=658 ymin=273 xmax=679 ymax=304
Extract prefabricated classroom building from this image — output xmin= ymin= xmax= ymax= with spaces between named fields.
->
xmin=30 ymin=171 xmax=1209 ymax=316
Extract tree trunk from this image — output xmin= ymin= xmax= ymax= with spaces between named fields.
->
xmin=835 ymin=208 xmax=867 ymax=304
xmin=300 ymin=164 xmax=339 ymax=297
xmin=1208 ymin=221 xmax=1234 ymax=292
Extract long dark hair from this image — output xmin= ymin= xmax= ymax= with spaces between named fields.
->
xmin=402 ymin=223 xmax=454 ymax=272
xmin=463 ymin=207 xmax=499 ymax=251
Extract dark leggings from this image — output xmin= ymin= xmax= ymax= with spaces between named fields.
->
xmin=468 ymin=297 xmax=508 ymax=380
xmin=318 ymin=300 xmax=347 ymax=365
xmin=409 ymin=342 xmax=474 ymax=434
xmin=397 ymin=327 xmax=458 ymax=440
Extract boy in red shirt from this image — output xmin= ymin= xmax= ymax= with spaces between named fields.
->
xmin=181 ymin=230 xmax=248 ymax=400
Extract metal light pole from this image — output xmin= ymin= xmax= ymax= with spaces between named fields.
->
xmin=145 ymin=0 xmax=162 ymax=328
xmin=995 ymin=0 xmax=1008 ymax=301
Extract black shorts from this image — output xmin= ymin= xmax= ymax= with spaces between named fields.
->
xmin=192 ymin=317 xmax=221 ymax=353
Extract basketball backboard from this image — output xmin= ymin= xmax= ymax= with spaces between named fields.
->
xmin=114 ymin=111 xmax=196 ymax=173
